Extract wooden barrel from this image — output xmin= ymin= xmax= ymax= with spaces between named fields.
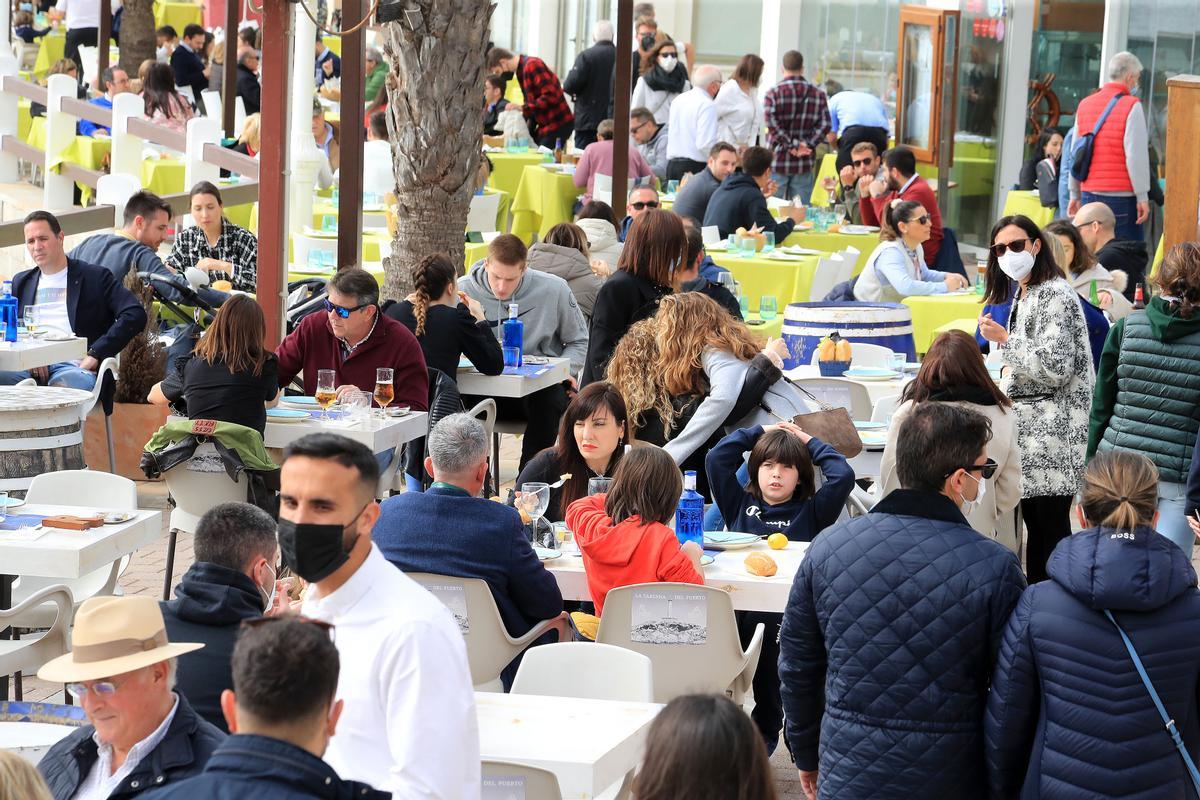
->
xmin=781 ymin=302 xmax=917 ymax=369
xmin=0 ymin=386 xmax=92 ymax=497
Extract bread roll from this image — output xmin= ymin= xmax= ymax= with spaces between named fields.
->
xmin=744 ymin=552 xmax=778 ymax=577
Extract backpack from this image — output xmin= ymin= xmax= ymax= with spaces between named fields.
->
xmin=1070 ymin=92 xmax=1126 ymax=183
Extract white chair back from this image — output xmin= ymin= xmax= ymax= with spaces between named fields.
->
xmin=77 ymin=45 xmax=99 ymax=89
xmin=593 ymin=172 xmax=635 ymax=206
xmin=794 ymin=378 xmax=873 ymax=420
xmin=840 ymin=246 xmax=861 ymax=281
xmin=481 ymin=761 xmax=563 ymax=800
xmin=97 ymin=175 xmax=145 ymax=227
xmin=25 ymin=469 xmax=136 ymax=508
xmin=201 ymin=89 xmax=222 ymax=120
xmin=175 ymin=84 xmax=196 ymax=105
xmin=163 ymin=442 xmax=246 ymax=534
xmin=292 ymin=233 xmax=338 ymax=267
xmin=871 ymin=393 xmax=902 ymax=423
xmin=0 ymin=584 xmax=72 ymax=688
xmin=467 ymin=191 xmax=502 ymax=233
xmin=234 ymin=95 xmax=247 ymax=132
xmin=511 ymin=642 xmax=654 ymax=702
xmin=14 ymin=41 xmax=38 ymax=71
xmin=809 ymin=256 xmax=843 ymax=301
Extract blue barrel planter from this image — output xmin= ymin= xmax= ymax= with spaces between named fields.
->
xmin=781 ymin=302 xmax=917 ymax=369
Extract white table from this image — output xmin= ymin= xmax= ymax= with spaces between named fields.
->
xmin=546 ymin=540 xmax=807 ymax=613
xmin=457 ymin=357 xmax=572 ymax=399
xmin=0 ymin=719 xmax=78 ymax=763
xmin=0 ymin=337 xmax=87 ymax=372
xmin=264 ymin=410 xmax=428 ymax=451
xmin=476 ymin=691 xmax=661 ymax=799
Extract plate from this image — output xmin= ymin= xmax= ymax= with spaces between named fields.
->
xmin=854 ymin=420 xmax=887 ymax=430
xmin=843 ymin=368 xmax=900 ymax=381
xmin=103 ymin=511 xmax=134 ymax=524
xmin=700 ymin=554 xmax=715 ymax=566
xmin=860 ymin=432 xmax=887 ymax=448
xmin=281 ymin=396 xmax=320 ymax=406
xmin=457 ymin=356 xmax=473 ymax=370
xmin=767 ymin=252 xmax=805 ymax=261
xmin=840 ymin=225 xmax=879 ymax=235
xmin=904 ymin=362 xmax=922 ymax=371
xmin=302 ymin=227 xmax=339 ymax=239
xmin=532 ymin=546 xmax=561 ymax=561
xmin=782 ymin=246 xmax=822 ymax=256
xmin=0 ymin=496 xmax=24 ymax=509
xmin=267 ymin=408 xmax=311 ymax=423
xmin=703 ymin=531 xmax=760 ymax=550
xmin=42 ymin=333 xmax=75 ymax=342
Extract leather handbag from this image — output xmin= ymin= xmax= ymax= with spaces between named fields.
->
xmin=761 ymin=378 xmax=863 ymax=458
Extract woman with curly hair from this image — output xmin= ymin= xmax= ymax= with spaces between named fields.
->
xmin=384 ymin=252 xmax=503 ymax=382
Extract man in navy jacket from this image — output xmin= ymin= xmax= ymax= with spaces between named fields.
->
xmin=170 ymin=24 xmax=209 ymax=113
xmin=703 ymin=145 xmax=799 ymax=240
xmin=373 ymin=413 xmax=563 ymax=685
xmin=0 ymin=210 xmax=146 ymax=389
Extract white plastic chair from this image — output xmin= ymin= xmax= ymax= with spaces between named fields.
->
xmin=405 ymin=572 xmax=572 ymax=692
xmin=200 ymin=89 xmax=222 ymax=120
xmin=511 ymin=642 xmax=654 ymax=702
xmin=593 ymin=173 xmax=635 ymax=206
xmin=871 ymin=393 xmax=902 ymax=423
xmin=175 ymin=84 xmax=196 ymax=106
xmin=161 ymin=442 xmax=247 ymax=600
xmin=79 ymin=357 xmax=119 ymax=473
xmin=839 ymin=246 xmax=861 ymax=281
xmin=481 ymin=761 xmax=563 ymax=800
xmin=809 ymin=256 xmax=843 ymax=301
xmin=14 ymin=41 xmax=38 ymax=71
xmin=794 ymin=377 xmax=873 ymax=421
xmin=466 ymin=191 xmax=501 ymax=233
xmin=392 ymin=399 xmax=495 ymax=494
xmin=0 ymin=584 xmax=72 ymax=701
xmin=292 ymin=233 xmax=338 ymax=269
xmin=845 ymin=485 xmax=875 ymax=518
xmin=809 ymin=341 xmax=895 ymax=369
xmin=597 ymin=583 xmax=763 ymax=705
xmin=77 ymin=44 xmax=99 ymax=89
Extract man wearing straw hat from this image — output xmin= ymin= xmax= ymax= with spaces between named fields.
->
xmin=36 ymin=596 xmax=225 ymax=800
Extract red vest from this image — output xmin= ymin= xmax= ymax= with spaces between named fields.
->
xmin=1074 ymin=82 xmax=1139 ymax=193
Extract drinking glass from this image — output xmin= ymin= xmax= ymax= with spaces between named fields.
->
xmin=0 ymin=321 xmax=7 ymax=343
xmin=518 ymin=482 xmax=551 ymax=541
xmin=587 ymin=477 xmax=613 ymax=496
xmin=739 ymin=294 xmax=750 ymax=317
xmin=0 ymin=491 xmax=8 ymax=524
xmin=503 ymin=346 xmax=521 ymax=368
xmin=344 ymin=390 xmax=371 ymax=424
xmin=716 ymin=272 xmax=736 ymax=292
xmin=315 ymin=369 xmax=337 ymax=420
xmin=727 ymin=234 xmax=738 ymax=252
xmin=23 ymin=305 xmax=38 ymax=336
xmin=759 ymin=295 xmax=778 ymax=320
xmin=666 ymin=179 xmax=680 ymax=195
xmin=739 ymin=237 xmax=756 ymax=259
xmin=321 ymin=214 xmax=336 ymax=232
xmin=890 ymin=352 xmax=905 ymax=373
xmin=374 ymin=367 xmax=394 ymax=417
xmin=331 ymin=187 xmax=339 ymax=205
xmin=763 ymin=231 xmax=775 ymax=253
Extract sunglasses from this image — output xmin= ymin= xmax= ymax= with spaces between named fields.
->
xmin=946 ymin=458 xmax=999 ymax=481
xmin=909 ymin=215 xmax=931 ymax=225
xmin=324 ymin=299 xmax=371 ymax=318
xmin=852 ymin=157 xmax=875 ymax=167
xmin=630 ymin=201 xmax=660 ymax=210
xmin=989 ymin=238 xmax=1032 ymax=257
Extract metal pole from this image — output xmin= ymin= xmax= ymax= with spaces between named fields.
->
xmin=98 ymin=0 xmax=110 ymax=83
xmin=611 ymin=0 xmax=633 ymax=219
xmin=222 ymin=0 xmax=240 ymax=137
xmin=337 ymin=0 xmax=364 ymax=269
xmin=257 ymin=0 xmax=292 ymax=348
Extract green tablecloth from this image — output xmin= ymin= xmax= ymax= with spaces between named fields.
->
xmin=1152 ymin=233 xmax=1164 ymax=276
xmin=465 ymin=241 xmax=488 ymax=269
xmin=34 ymin=30 xmax=65 ymax=76
xmin=322 ymin=36 xmax=341 ymax=57
xmin=745 ymin=313 xmax=784 ymax=342
xmin=143 ymin=157 xmax=187 ymax=197
xmin=809 ymin=153 xmax=838 ymax=207
xmin=18 ymin=99 xmax=31 ymax=144
xmin=486 ymin=152 xmax=545 ymax=198
xmin=510 ymin=164 xmax=580 ymax=243
xmin=1001 ymin=190 xmax=1055 ymax=227
xmin=310 ymin=188 xmax=510 ymax=234
xmin=504 ymin=81 xmax=525 ymax=106
xmin=902 ymin=293 xmax=987 ymax=353
xmin=709 ymin=251 xmax=820 ymax=310
xmin=287 ymin=231 xmax=389 ymax=264
xmin=154 ymin=1 xmax=202 ymax=32
xmin=783 ymin=229 xmax=874 ymax=275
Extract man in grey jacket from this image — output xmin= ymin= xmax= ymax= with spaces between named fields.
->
xmin=672 ymin=141 xmax=738 ymax=224
xmin=631 ymin=106 xmax=670 ymax=181
xmin=461 ymin=234 xmax=589 ymax=469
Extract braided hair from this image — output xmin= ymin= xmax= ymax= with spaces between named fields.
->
xmin=410 ymin=253 xmax=458 ymax=336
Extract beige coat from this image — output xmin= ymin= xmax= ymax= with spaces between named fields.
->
xmin=879 ymin=398 xmax=1023 ymax=552
xmin=1069 ymin=265 xmax=1133 ymax=321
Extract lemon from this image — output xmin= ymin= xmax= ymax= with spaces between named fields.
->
xmin=767 ymin=533 xmax=788 ymax=550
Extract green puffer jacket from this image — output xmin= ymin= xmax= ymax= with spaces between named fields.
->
xmin=1088 ymin=296 xmax=1200 ymax=483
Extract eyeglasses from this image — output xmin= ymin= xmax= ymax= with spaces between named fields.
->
xmin=946 ymin=458 xmax=998 ymax=481
xmin=989 ymin=238 xmax=1032 ymax=257
xmin=323 ymin=299 xmax=371 ymax=318
xmin=630 ymin=200 xmax=659 ymax=210
xmin=66 ymin=675 xmax=132 ymax=699
xmin=1073 ymin=220 xmax=1098 ymax=229
xmin=852 ymin=157 xmax=875 ymax=167
xmin=630 ymin=122 xmax=648 ymax=135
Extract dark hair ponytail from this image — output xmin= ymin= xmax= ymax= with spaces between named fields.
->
xmin=881 ymin=199 xmax=922 ymax=242
xmin=410 ymin=254 xmax=458 ymax=336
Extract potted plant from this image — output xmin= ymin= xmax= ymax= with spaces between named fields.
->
xmin=84 ymin=272 xmax=170 ymax=479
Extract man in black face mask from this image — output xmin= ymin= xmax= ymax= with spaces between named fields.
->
xmin=279 ymin=433 xmax=479 ymax=798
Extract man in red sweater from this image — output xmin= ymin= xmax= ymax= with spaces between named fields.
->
xmin=276 ymin=268 xmax=428 ymax=412
xmin=859 ymin=145 xmax=943 ymax=266
xmin=487 ymin=47 xmax=574 ymax=149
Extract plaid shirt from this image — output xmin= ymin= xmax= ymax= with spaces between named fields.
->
xmin=763 ymin=76 xmax=831 ymax=176
xmin=165 ymin=218 xmax=258 ymax=292
xmin=518 ymin=55 xmax=574 ymax=137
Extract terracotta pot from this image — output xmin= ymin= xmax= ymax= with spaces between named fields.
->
xmin=84 ymin=402 xmax=170 ymax=481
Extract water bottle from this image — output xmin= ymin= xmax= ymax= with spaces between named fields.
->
xmin=674 ymin=470 xmax=704 ymax=548
xmin=1 ymin=282 xmax=18 ymax=343
xmin=502 ymin=303 xmax=524 ymax=366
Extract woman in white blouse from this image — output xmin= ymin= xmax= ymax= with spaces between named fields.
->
xmin=715 ymin=54 xmax=765 ymax=151
xmin=631 ymin=40 xmax=690 ymax=124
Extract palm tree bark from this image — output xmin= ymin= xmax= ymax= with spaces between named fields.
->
xmin=119 ymin=0 xmax=156 ymax=74
xmin=380 ymin=0 xmax=493 ymax=302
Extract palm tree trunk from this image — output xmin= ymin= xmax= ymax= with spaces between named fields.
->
xmin=380 ymin=0 xmax=493 ymax=302
xmin=118 ymin=0 xmax=156 ymax=74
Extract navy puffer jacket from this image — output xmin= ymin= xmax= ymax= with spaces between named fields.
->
xmin=985 ymin=526 xmax=1200 ymax=799
xmin=780 ymin=489 xmax=1026 ymax=798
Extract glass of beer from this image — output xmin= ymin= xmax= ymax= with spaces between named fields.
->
xmin=315 ymin=369 xmax=337 ymax=420
xmin=374 ymin=367 xmax=394 ymax=418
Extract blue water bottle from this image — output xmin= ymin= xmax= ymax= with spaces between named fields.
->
xmin=502 ymin=303 xmax=524 ymax=367
xmin=674 ymin=470 xmax=704 ymax=548
xmin=1 ymin=281 xmax=18 ymax=342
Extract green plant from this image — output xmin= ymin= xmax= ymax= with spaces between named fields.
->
xmin=114 ymin=271 xmax=166 ymax=403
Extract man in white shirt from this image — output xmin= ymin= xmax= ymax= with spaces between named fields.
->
xmin=55 ymin=0 xmax=107 ymax=79
xmin=666 ymin=64 xmax=722 ymax=181
xmin=281 ymin=433 xmax=480 ymax=799
xmin=362 ymin=111 xmax=395 ymax=197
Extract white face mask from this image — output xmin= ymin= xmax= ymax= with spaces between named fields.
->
xmin=997 ymin=248 xmax=1036 ymax=283
xmin=658 ymin=55 xmax=678 ymax=72
xmin=259 ymin=563 xmax=276 ymax=613
xmin=960 ymin=471 xmax=987 ymax=516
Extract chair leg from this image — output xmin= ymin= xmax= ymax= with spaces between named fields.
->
xmin=64 ymin=685 xmax=72 ymax=705
xmin=13 ymin=670 xmax=21 ymax=701
xmin=162 ymin=528 xmax=179 ymax=601
xmin=104 ymin=413 xmax=116 ymax=474
xmin=492 ymin=432 xmax=501 ymax=487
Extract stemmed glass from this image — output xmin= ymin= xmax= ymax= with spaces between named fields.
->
xmin=374 ymin=368 xmax=394 ymax=418
xmin=23 ymin=306 xmax=39 ymax=337
xmin=315 ymin=369 xmax=337 ymax=420
xmin=518 ymin=482 xmax=550 ymax=544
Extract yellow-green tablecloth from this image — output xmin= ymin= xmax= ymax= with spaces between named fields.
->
xmin=504 ymin=80 xmax=524 ymax=106
xmin=745 ymin=313 xmax=784 ymax=342
xmin=34 ymin=30 xmax=65 ymax=76
xmin=322 ymin=36 xmax=341 ymax=57
xmin=486 ymin=152 xmax=545 ymax=198
xmin=1152 ymin=233 xmax=1164 ymax=276
xmin=709 ymin=251 xmax=820 ymax=311
xmin=287 ymin=231 xmax=389 ymax=264
xmin=142 ymin=157 xmax=187 ymax=197
xmin=18 ymin=99 xmax=31 ymax=144
xmin=465 ymin=241 xmax=488 ymax=270
xmin=902 ymin=293 xmax=987 ymax=353
xmin=510 ymin=164 xmax=580 ymax=243
xmin=154 ymin=0 xmax=202 ymax=32
xmin=1001 ymin=190 xmax=1055 ymax=227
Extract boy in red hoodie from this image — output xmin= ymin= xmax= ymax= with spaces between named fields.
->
xmin=566 ymin=447 xmax=704 ymax=615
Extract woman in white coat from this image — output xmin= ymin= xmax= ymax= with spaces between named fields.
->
xmin=715 ymin=54 xmax=765 ymax=151
xmin=880 ymin=330 xmax=1022 ymax=550
xmin=575 ymin=200 xmax=624 ymax=275
xmin=631 ymin=40 xmax=690 ymax=124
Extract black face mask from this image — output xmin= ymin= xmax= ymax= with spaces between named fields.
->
xmin=500 ymin=70 xmax=515 ymax=84
xmin=640 ymin=33 xmax=656 ymax=51
xmin=278 ymin=506 xmax=366 ymax=583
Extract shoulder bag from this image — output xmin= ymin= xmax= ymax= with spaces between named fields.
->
xmin=1070 ymin=92 xmax=1126 ymax=183
xmin=760 ymin=377 xmax=863 ymax=458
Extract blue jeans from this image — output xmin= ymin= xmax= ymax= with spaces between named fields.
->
xmin=1081 ymin=192 xmax=1142 ymax=241
xmin=1156 ymin=480 xmax=1193 ymax=558
xmin=0 ymin=361 xmax=96 ymax=391
xmin=774 ymin=171 xmax=814 ymax=204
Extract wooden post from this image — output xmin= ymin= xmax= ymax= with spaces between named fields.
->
xmin=337 ymin=0 xmax=364 ymax=269
xmin=222 ymin=0 xmax=240 ymax=137
xmin=1163 ymin=75 xmax=1200 ymax=253
xmin=257 ymin=0 xmax=292 ymax=349
xmin=98 ymin=0 xmax=110 ymax=84
xmin=611 ymin=0 xmax=633 ymax=219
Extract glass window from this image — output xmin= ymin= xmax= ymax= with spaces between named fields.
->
xmin=692 ymin=0 xmax=763 ymax=60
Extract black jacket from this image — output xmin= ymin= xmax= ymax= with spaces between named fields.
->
xmin=484 ymin=98 xmax=510 ymax=137
xmin=12 ymin=258 xmax=147 ymax=361
xmin=138 ymin=734 xmax=389 ymax=800
xmin=562 ymin=41 xmax=616 ymax=133
xmin=1097 ymin=238 xmax=1150 ymax=301
xmin=38 ymin=692 xmax=225 ymax=800
xmin=683 ymin=276 xmax=741 ymax=320
xmin=170 ymin=45 xmax=208 ymax=110
xmin=702 ymin=172 xmax=796 ymax=241
xmin=581 ymin=269 xmax=670 ymax=386
xmin=161 ymin=562 xmax=266 ymax=733
xmin=235 ymin=63 xmax=260 ymax=115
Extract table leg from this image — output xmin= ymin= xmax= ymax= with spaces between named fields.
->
xmin=1 ymin=573 xmax=12 ymax=700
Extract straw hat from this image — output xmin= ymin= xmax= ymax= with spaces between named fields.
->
xmin=37 ymin=596 xmax=203 ymax=684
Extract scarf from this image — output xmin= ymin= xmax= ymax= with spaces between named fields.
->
xmin=642 ymin=63 xmax=687 ymax=94
xmin=924 ymin=384 xmax=1002 ymax=407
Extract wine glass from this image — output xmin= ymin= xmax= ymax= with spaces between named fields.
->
xmin=23 ymin=305 xmax=38 ymax=337
xmin=587 ymin=477 xmax=613 ymax=496
xmin=315 ymin=369 xmax=337 ymax=420
xmin=518 ymin=482 xmax=550 ymax=542
xmin=374 ymin=367 xmax=394 ymax=418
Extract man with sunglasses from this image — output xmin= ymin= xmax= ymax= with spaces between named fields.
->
xmin=631 ymin=106 xmax=670 ymax=181
xmin=860 ymin=145 xmax=945 ymax=267
xmin=833 ymin=141 xmax=883 ymax=225
xmin=617 ymin=184 xmax=662 ymax=242
xmin=780 ymin=403 xmax=1025 ymax=800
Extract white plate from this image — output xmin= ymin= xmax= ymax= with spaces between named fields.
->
xmin=854 ymin=420 xmax=887 ymax=430
xmin=860 ymin=432 xmax=887 ymax=448
xmin=703 ymin=531 xmax=760 ymax=550
xmin=103 ymin=512 xmax=134 ymax=524
xmin=700 ymin=554 xmax=715 ymax=566
xmin=533 ymin=546 xmax=561 ymax=561
xmin=0 ymin=496 xmax=24 ymax=509
xmin=767 ymin=252 xmax=805 ymax=261
xmin=42 ymin=333 xmax=75 ymax=342
xmin=840 ymin=225 xmax=879 ymax=235
xmin=844 ymin=368 xmax=901 ymax=381
xmin=782 ymin=246 xmax=822 ymax=256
